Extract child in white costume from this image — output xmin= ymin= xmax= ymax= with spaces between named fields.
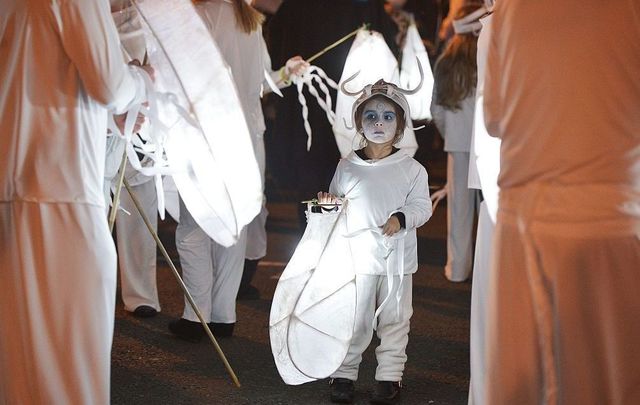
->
xmin=319 ymin=78 xmax=432 ymax=404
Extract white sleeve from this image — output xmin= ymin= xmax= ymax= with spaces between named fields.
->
xmin=398 ymin=165 xmax=432 ymax=229
xmin=56 ymin=0 xmax=145 ymax=113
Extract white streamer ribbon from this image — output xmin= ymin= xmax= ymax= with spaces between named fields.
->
xmin=291 ymin=65 xmax=339 ymax=151
xmin=107 ymin=66 xmax=203 ymax=218
xmin=343 ymin=226 xmax=408 ymax=330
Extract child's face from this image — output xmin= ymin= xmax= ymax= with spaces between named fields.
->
xmin=361 ymin=98 xmax=398 ymax=145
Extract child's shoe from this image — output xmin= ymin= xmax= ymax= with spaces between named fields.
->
xmin=370 ymin=381 xmax=402 ymax=404
xmin=329 ymin=378 xmax=355 ymax=403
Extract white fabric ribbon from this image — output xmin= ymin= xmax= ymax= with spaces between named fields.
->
xmin=107 ymin=66 xmax=203 ymax=218
xmin=291 ymin=65 xmax=339 ymax=151
xmin=343 ymin=226 xmax=408 ymax=330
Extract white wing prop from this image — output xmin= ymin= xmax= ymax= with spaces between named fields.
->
xmin=133 ymin=0 xmax=262 ymax=247
xmin=332 ymin=30 xmax=418 ymax=158
xmin=400 ymin=23 xmax=435 ymax=120
xmin=270 ymin=206 xmax=356 ymax=385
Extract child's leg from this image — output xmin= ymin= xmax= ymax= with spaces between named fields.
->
xmin=331 ymin=274 xmax=379 ymax=381
xmin=375 ymin=275 xmax=413 ymax=382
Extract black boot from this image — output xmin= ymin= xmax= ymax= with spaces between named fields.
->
xmin=370 ymin=381 xmax=402 ymax=404
xmin=168 ymin=318 xmax=204 ymax=343
xmin=237 ymin=259 xmax=260 ymax=300
xmin=207 ymin=322 xmax=235 ymax=338
xmin=329 ymin=378 xmax=355 ymax=404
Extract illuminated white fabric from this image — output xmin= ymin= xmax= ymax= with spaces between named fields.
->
xmin=329 ymin=151 xmax=432 ymax=276
xmin=399 ymin=23 xmax=435 ymax=120
xmin=135 ymin=0 xmax=262 ymax=247
xmin=333 ymin=30 xmax=418 ymax=157
xmin=270 ymin=209 xmax=356 ymax=385
xmin=195 ymin=0 xmax=278 ymax=258
xmin=0 ymin=0 xmax=146 ymax=403
xmin=485 ymin=2 xmax=640 ymax=403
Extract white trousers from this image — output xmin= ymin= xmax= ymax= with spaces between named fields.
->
xmin=116 ymin=179 xmax=160 ymax=312
xmin=486 ymin=186 xmax=640 ymax=405
xmin=468 ymin=201 xmax=494 ymax=405
xmin=245 ymin=131 xmax=267 ymax=260
xmin=0 ymin=202 xmax=116 ymax=405
xmin=176 ymin=199 xmax=247 ymax=323
xmin=445 ymin=152 xmax=480 ymax=282
xmin=245 ymin=202 xmax=267 ymax=260
xmin=331 ymin=275 xmax=413 ymax=382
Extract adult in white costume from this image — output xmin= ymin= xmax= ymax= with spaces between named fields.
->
xmin=431 ymin=4 xmax=482 ymax=282
xmin=169 ymin=0 xmax=308 ymax=340
xmin=0 ymin=1 xmax=148 ymax=403
xmin=105 ymin=0 xmax=161 ymax=318
xmin=484 ymin=2 xmax=640 ymax=404
xmin=322 ymin=78 xmax=432 ymax=404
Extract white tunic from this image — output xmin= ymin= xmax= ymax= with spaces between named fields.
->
xmin=1 ymin=1 xmax=145 ymax=403
xmin=484 ymin=2 xmax=640 ymax=404
xmin=329 ymin=151 xmax=432 ymax=275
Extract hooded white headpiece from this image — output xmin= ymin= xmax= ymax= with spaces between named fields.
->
xmin=340 ymin=59 xmax=424 ymax=133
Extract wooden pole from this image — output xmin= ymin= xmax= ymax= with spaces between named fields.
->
xmin=108 ymin=151 xmax=128 ymax=232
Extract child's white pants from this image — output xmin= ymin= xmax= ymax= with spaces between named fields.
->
xmin=176 ymin=199 xmax=247 ymax=323
xmin=331 ymin=274 xmax=413 ymax=382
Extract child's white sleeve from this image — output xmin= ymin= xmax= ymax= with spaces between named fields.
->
xmin=398 ymin=165 xmax=432 ymax=229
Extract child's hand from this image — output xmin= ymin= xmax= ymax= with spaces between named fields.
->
xmin=317 ymin=192 xmax=337 ymax=205
xmin=382 ymin=216 xmax=401 ymax=236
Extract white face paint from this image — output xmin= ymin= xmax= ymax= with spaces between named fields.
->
xmin=361 ymin=98 xmax=398 ymax=145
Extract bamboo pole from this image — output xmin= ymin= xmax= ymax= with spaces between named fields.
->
xmin=123 ymin=178 xmax=241 ymax=388
xmin=277 ymin=24 xmax=367 ymax=85
xmin=108 ymin=151 xmax=128 ymax=232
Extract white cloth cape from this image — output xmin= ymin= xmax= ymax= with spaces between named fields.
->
xmin=333 ymin=30 xmax=418 ymax=158
xmin=270 ymin=207 xmax=356 ymax=385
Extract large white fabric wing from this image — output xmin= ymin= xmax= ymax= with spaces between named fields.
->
xmin=270 ymin=207 xmax=356 ymax=385
xmin=134 ymin=0 xmax=262 ymax=247
xmin=332 ymin=30 xmax=418 ymax=158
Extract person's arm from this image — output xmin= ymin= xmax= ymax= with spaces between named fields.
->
xmin=262 ymin=37 xmax=309 ymax=91
xmin=54 ymin=0 xmax=146 ymax=113
xmin=430 ymin=83 xmax=447 ymax=136
xmin=396 ymin=165 xmax=432 ymax=230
